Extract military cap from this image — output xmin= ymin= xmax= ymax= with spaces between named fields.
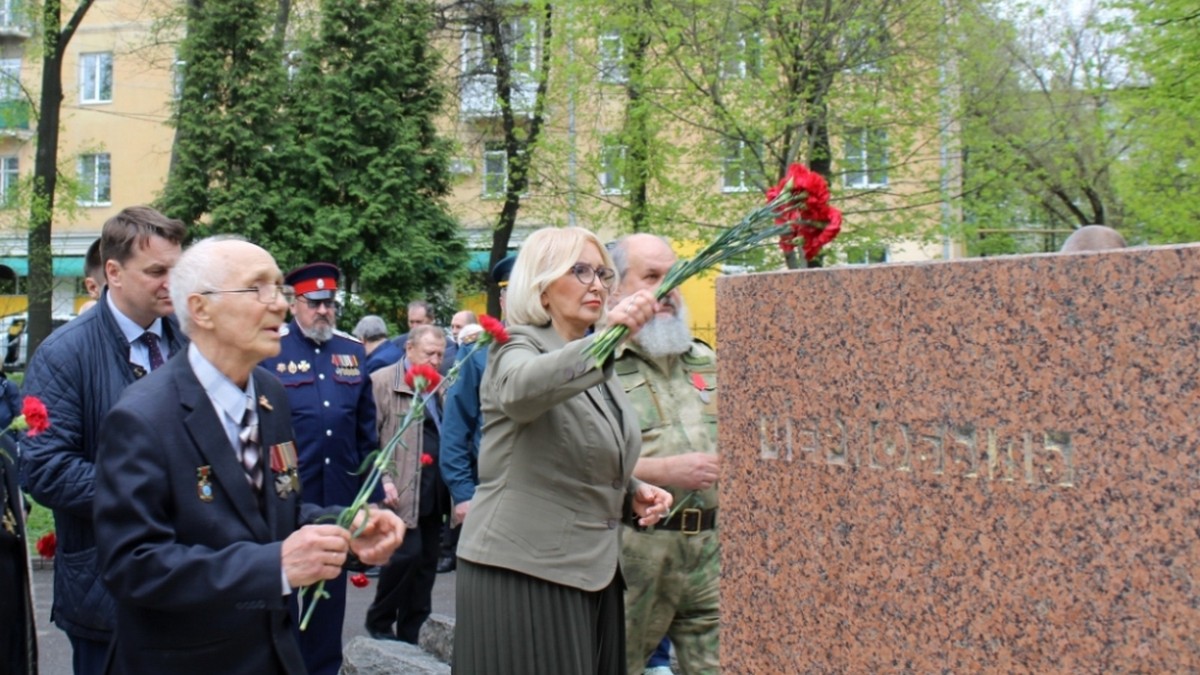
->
xmin=285 ymin=262 xmax=340 ymax=301
xmin=490 ymin=255 xmax=516 ymax=288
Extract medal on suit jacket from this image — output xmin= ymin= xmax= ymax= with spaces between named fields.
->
xmin=196 ymin=465 xmax=214 ymax=502
xmin=270 ymin=441 xmax=301 ymax=499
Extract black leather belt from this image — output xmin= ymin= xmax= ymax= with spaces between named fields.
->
xmin=653 ymin=507 xmax=717 ymax=534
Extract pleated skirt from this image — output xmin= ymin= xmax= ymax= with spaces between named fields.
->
xmin=453 ymin=559 xmax=627 ymax=675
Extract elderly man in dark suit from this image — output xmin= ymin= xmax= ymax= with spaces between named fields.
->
xmin=95 ymin=236 xmax=404 ymax=675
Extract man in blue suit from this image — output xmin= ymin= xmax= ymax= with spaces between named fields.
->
xmin=95 ymin=236 xmax=404 ymax=675
xmin=261 ymin=261 xmax=382 ymax=675
xmin=439 ymin=255 xmax=513 ymax=540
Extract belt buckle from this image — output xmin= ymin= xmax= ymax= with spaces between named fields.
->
xmin=681 ymin=508 xmax=703 ymax=535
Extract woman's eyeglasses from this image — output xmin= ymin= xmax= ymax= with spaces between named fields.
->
xmin=568 ymin=263 xmax=616 ymax=289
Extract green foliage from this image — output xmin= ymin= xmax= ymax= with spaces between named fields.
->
xmin=497 ymin=0 xmax=948 ymax=268
xmin=1107 ymin=0 xmax=1200 ymax=243
xmin=24 ymin=496 xmax=53 ymax=557
xmin=276 ymin=0 xmax=466 ymax=320
xmin=159 ymin=0 xmax=288 ymax=242
xmin=160 ymin=0 xmax=466 ymax=319
xmin=954 ymin=1 xmax=1131 ymax=246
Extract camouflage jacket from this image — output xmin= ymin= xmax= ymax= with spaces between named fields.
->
xmin=614 ymin=339 xmax=718 ymax=510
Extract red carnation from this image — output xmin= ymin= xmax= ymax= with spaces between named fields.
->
xmin=478 ymin=315 xmax=509 ymax=345
xmin=349 ymin=572 xmax=369 ymax=588
xmin=36 ymin=531 xmax=56 ymax=559
xmin=767 ymin=163 xmax=843 ymax=261
xmin=420 ymin=453 xmax=434 ymax=467
xmin=403 ymin=364 xmax=441 ymax=394
xmin=22 ymin=396 xmax=50 ymax=436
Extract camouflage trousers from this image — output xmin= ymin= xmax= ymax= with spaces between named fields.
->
xmin=621 ymin=525 xmax=719 ymax=674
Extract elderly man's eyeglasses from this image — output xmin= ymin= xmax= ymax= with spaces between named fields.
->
xmin=569 ymin=263 xmax=616 ymax=289
xmin=200 ymin=284 xmax=295 ymax=305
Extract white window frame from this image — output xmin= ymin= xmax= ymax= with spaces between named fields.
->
xmin=171 ymin=58 xmax=185 ymax=100
xmin=503 ymin=17 xmax=539 ymax=74
xmin=482 ymin=145 xmax=507 ymax=199
xmin=720 ymin=31 xmax=762 ymax=80
xmin=843 ymin=128 xmax=889 ymax=189
xmin=720 ymin=138 xmax=761 ymax=193
xmin=77 ymin=153 xmax=112 ymax=206
xmin=0 ymin=0 xmax=20 ymax=29
xmin=598 ymin=31 xmax=627 ymax=84
xmin=600 ymin=142 xmax=627 ymax=195
xmin=80 ymin=52 xmax=113 ymax=104
xmin=0 ymin=155 xmax=17 ymax=207
xmin=0 ymin=58 xmax=20 ymax=101
xmin=462 ymin=18 xmax=540 ymax=76
xmin=285 ymin=50 xmax=302 ymax=81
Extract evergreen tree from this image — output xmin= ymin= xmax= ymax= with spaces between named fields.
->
xmin=159 ymin=0 xmax=287 ymax=243
xmin=277 ymin=0 xmax=465 ymax=319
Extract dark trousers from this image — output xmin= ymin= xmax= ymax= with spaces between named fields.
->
xmin=68 ymin=633 xmax=110 ymax=675
xmin=291 ymin=570 xmax=348 ymax=675
xmin=440 ymin=521 xmax=460 ymax=560
xmin=1 ymin=541 xmax=27 ymax=675
xmin=366 ymin=513 xmax=441 ymax=643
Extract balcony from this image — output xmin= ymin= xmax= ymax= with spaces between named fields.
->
xmin=460 ymin=73 xmax=537 ymax=120
xmin=0 ymin=5 xmax=31 ymax=39
xmin=0 ymin=99 xmax=31 ymax=139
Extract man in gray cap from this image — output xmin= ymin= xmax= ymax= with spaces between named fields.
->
xmin=354 ymin=315 xmax=403 ymax=375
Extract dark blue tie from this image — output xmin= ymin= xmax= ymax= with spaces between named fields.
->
xmin=140 ymin=332 xmax=164 ymax=370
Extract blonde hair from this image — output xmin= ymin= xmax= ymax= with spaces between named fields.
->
xmin=505 ymin=227 xmax=615 ymax=327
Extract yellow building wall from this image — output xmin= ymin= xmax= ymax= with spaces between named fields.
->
xmin=1 ymin=0 xmax=955 ymax=337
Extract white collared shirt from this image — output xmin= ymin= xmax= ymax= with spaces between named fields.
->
xmin=106 ymin=293 xmax=166 ymax=372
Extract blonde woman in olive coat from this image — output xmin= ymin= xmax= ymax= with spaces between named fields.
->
xmin=454 ymin=227 xmax=673 ymax=675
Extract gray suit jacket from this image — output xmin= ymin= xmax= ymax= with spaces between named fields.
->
xmin=457 ymin=323 xmax=643 ymax=591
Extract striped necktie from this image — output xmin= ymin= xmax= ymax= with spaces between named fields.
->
xmin=238 ymin=401 xmax=263 ymax=491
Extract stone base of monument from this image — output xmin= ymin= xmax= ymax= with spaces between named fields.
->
xmin=342 ymin=614 xmax=453 ymax=674
xmin=717 ymin=245 xmax=1200 ymax=672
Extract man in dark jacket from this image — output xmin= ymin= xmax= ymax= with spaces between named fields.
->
xmin=19 ymin=206 xmax=188 ymax=674
xmin=1 ymin=433 xmax=36 ymax=675
xmin=95 ymin=236 xmax=404 ymax=675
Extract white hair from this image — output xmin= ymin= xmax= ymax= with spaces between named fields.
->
xmin=633 ymin=300 xmax=694 ymax=357
xmin=169 ymin=235 xmax=247 ymax=335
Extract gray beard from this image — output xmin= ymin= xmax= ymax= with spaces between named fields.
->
xmin=633 ymin=305 xmax=693 ymax=358
xmin=301 ymin=323 xmax=334 ymax=343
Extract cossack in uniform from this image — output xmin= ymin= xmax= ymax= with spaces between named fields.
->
xmin=260 ymin=262 xmax=380 ymax=675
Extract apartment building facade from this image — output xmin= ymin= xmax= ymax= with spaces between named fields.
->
xmin=0 ymin=0 xmax=962 ymax=337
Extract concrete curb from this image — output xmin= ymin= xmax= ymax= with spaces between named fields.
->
xmin=342 ymin=614 xmax=455 ymax=674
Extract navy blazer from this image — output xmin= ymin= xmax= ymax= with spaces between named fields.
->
xmin=95 ymin=353 xmax=331 ymax=675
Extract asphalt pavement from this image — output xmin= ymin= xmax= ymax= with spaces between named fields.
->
xmin=30 ymin=560 xmax=457 ymax=675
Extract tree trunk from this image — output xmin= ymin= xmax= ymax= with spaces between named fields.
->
xmin=26 ymin=0 xmax=66 ymax=361
xmin=25 ymin=0 xmax=93 ymax=360
xmin=623 ymin=0 xmax=652 ymax=232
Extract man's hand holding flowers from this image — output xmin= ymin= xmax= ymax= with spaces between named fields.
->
xmin=346 ymin=506 xmax=406 ymax=567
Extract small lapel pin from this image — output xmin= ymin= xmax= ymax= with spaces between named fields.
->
xmin=258 ymin=395 xmax=273 ymax=411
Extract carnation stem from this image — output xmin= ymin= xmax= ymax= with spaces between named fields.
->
xmin=298 ymin=333 xmax=497 ymax=630
xmin=584 ymin=188 xmax=802 ymax=367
